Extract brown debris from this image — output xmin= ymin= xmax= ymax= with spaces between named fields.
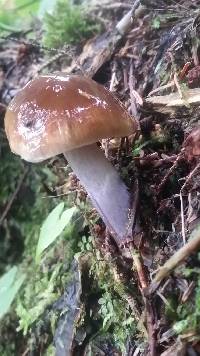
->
xmin=183 ymin=127 xmax=200 ymax=161
xmin=149 ymin=227 xmax=200 ymax=294
xmin=160 ymin=340 xmax=187 ymax=356
xmin=63 ymin=2 xmax=146 ymax=78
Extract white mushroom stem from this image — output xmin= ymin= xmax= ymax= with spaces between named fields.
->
xmin=64 ymin=143 xmax=131 ymax=245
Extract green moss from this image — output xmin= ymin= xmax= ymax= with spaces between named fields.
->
xmin=44 ymin=344 xmax=56 ymax=356
xmin=173 ymin=276 xmax=200 ymax=338
xmin=42 ymin=0 xmax=101 ymax=48
xmin=78 ymin=236 xmax=141 ymax=351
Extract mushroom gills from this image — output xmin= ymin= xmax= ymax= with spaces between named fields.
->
xmin=64 ymin=143 xmax=131 ymax=245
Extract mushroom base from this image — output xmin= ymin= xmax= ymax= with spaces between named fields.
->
xmin=64 ymin=143 xmax=132 ymax=246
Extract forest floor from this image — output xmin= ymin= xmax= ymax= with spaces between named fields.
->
xmin=1 ymin=1 xmax=200 ymax=355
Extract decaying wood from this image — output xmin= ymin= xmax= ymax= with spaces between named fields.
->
xmin=145 ymin=88 xmax=200 ymax=114
xmin=64 ymin=1 xmax=146 ymax=77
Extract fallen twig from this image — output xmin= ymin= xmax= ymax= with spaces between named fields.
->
xmin=156 ymin=153 xmax=183 ymax=193
xmin=180 ymin=190 xmax=186 ymax=245
xmin=147 ymin=81 xmax=175 ymax=97
xmin=130 ymin=245 xmax=157 ymax=356
xmin=131 ymin=248 xmax=148 ymax=290
xmin=173 ymin=72 xmax=183 ymax=99
xmin=179 ymin=162 xmax=200 ymax=244
xmin=149 ymin=226 xmax=200 ymax=294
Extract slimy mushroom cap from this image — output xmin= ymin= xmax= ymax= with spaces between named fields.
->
xmin=5 ymin=73 xmax=137 ymax=162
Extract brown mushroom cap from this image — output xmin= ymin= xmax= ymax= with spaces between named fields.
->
xmin=5 ymin=73 xmax=137 ymax=162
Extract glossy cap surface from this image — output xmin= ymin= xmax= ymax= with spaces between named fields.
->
xmin=5 ymin=73 xmax=137 ymax=162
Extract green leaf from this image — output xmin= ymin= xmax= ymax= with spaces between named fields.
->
xmin=0 ymin=266 xmax=17 ymax=292
xmin=132 ymin=140 xmax=152 ymax=157
xmin=36 ymin=203 xmax=77 ymax=261
xmin=0 ymin=266 xmax=26 ymax=319
xmin=42 ymin=0 xmax=101 ymax=48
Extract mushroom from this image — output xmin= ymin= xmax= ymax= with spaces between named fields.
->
xmin=4 ymin=73 xmax=138 ymax=246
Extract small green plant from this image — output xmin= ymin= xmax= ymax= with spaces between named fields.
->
xmin=151 ymin=10 xmax=183 ymax=32
xmin=173 ymin=275 xmax=200 ymax=339
xmin=152 ymin=17 xmax=161 ymax=29
xmin=132 ymin=139 xmax=152 ymax=157
xmin=0 ymin=266 xmax=25 ymax=319
xmin=78 ymin=235 xmax=139 ymax=351
xmin=16 ymin=200 xmax=82 ymax=335
xmin=98 ymin=291 xmax=135 ymax=350
xmin=42 ymin=0 xmax=101 ymax=48
xmin=16 ymin=266 xmax=60 ymax=335
xmin=36 ymin=202 xmax=77 ymax=261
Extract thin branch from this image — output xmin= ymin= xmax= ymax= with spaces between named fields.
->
xmin=157 ymin=153 xmax=183 ymax=193
xmin=147 ymin=80 xmax=175 ymax=97
xmin=180 ymin=190 xmax=186 ymax=245
xmin=173 ymin=72 xmax=183 ymax=99
xmin=149 ymin=227 xmax=200 ymax=294
xmin=130 ymin=245 xmax=157 ymax=356
xmin=131 ymin=248 xmax=148 ymax=290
